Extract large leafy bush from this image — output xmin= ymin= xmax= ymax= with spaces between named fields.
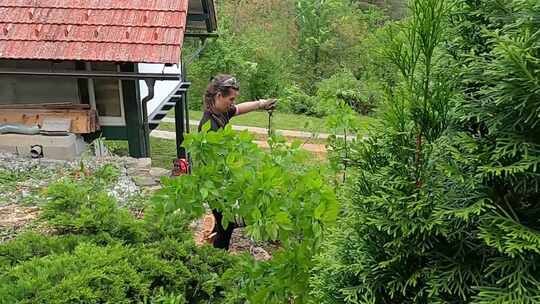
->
xmin=155 ymin=126 xmax=339 ymax=303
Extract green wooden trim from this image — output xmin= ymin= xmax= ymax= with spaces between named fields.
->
xmin=120 ymin=63 xmax=150 ymax=158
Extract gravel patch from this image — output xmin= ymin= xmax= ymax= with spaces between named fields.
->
xmin=0 ymin=152 xmax=144 ymax=207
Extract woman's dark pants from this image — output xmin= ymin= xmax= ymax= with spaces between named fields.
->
xmin=212 ymin=209 xmax=235 ymax=250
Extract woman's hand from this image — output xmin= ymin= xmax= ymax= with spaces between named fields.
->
xmin=258 ymin=99 xmax=278 ymax=110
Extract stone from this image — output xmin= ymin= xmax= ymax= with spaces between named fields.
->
xmin=136 ymin=158 xmax=152 ymax=170
xmin=132 ymin=176 xmax=158 ymax=187
xmin=150 ymin=167 xmax=170 ymax=178
xmin=143 ymin=185 xmax=162 ymax=193
xmin=250 ymin=246 xmax=272 ymax=261
xmin=126 ymin=167 xmax=139 ymax=176
xmin=124 ymin=157 xmax=139 ymax=167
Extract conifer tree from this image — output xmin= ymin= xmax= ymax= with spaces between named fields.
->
xmin=450 ymin=0 xmax=540 ymax=302
xmin=311 ymin=0 xmax=539 ymax=302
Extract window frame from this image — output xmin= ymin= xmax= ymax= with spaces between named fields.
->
xmin=85 ymin=62 xmax=126 ymax=127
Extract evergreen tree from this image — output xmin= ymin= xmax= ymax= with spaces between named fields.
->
xmin=450 ymin=0 xmax=540 ymax=302
xmin=311 ymin=0 xmax=540 ymax=303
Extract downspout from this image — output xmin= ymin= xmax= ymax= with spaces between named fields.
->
xmin=142 ymin=79 xmax=156 ymax=151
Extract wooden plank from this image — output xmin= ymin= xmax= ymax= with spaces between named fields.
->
xmin=0 ymin=103 xmax=90 ymax=110
xmin=0 ymin=109 xmax=100 ymax=134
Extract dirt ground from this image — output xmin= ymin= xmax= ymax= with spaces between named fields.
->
xmin=193 ymin=213 xmax=277 ymax=261
xmin=0 ymin=204 xmax=40 ymax=242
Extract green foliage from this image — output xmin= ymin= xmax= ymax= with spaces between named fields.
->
xmin=311 ymin=132 xmax=489 ymax=303
xmin=186 ymin=0 xmax=390 ymax=117
xmin=310 ymin=0 xmax=493 ymax=302
xmin=0 ymin=165 xmax=241 ymax=304
xmin=313 ymin=0 xmax=540 ymax=303
xmin=0 ymin=235 xmax=239 ymax=304
xmin=280 ymin=84 xmax=321 ymax=116
xmin=0 ymin=232 xmax=88 ymax=270
xmin=41 ymin=178 xmax=147 ymax=243
xmin=186 ymin=1 xmax=293 ymax=110
xmin=295 ymin=0 xmax=338 ymax=81
xmin=155 ymin=125 xmax=339 ymax=303
xmin=1 ymin=243 xmax=151 ymax=304
xmin=294 ymin=1 xmax=387 ymax=85
xmin=449 ymin=0 xmax=540 ymax=302
xmin=325 ymin=101 xmax=365 ymax=183
xmin=316 ymin=70 xmax=379 ymax=116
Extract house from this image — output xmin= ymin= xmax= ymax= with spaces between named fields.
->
xmin=0 ymin=0 xmax=217 ymax=159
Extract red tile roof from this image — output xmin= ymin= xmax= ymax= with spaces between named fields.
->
xmin=0 ymin=0 xmax=188 ymax=64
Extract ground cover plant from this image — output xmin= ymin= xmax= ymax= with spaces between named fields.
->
xmin=0 ymin=165 xmax=239 ymax=304
xmin=2 ymin=128 xmax=338 ymax=304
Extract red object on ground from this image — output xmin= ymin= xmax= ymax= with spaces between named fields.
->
xmin=172 ymin=158 xmax=190 ymax=176
xmin=0 ymin=0 xmax=188 ymax=64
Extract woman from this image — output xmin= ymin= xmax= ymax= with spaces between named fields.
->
xmin=198 ymin=74 xmax=277 ymax=250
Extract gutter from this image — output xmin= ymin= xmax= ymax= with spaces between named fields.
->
xmin=0 ymin=70 xmax=181 ymax=81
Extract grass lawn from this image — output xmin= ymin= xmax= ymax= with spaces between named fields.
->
xmin=170 ymin=110 xmax=378 ymax=135
xmin=105 ymin=132 xmax=328 ymax=169
xmin=106 ymin=110 xmax=378 ymax=169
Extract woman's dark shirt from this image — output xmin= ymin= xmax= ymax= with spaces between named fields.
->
xmin=198 ymin=106 xmax=237 ymax=132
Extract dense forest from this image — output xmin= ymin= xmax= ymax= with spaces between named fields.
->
xmin=185 ymin=0 xmax=406 ymax=117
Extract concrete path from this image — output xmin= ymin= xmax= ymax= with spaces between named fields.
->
xmin=162 ymin=117 xmax=337 ymax=140
xmin=150 ymin=129 xmax=327 ymax=154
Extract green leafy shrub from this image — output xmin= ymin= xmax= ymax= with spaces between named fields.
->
xmin=280 ymin=84 xmax=321 ymax=116
xmin=1 ymin=243 xmax=150 ymax=304
xmin=310 ymin=0 xmax=489 ymax=302
xmin=449 ymin=0 xmax=540 ymax=302
xmin=316 ymin=70 xmax=378 ymax=116
xmin=336 ymin=89 xmax=376 ymax=115
xmin=155 ymin=125 xmax=339 ymax=303
xmin=0 ymin=232 xmax=90 ymax=270
xmin=312 ymin=0 xmax=540 ymax=303
xmin=0 ymin=235 xmax=239 ymax=304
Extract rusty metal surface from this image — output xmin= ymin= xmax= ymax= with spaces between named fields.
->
xmin=0 ymin=0 xmax=188 ymax=64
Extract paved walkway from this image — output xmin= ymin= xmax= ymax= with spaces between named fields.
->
xmin=150 ymin=129 xmax=327 ymax=154
xmin=161 ymin=117 xmax=340 ymax=140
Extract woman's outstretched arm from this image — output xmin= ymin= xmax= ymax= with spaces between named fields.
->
xmin=235 ymin=99 xmax=277 ymax=115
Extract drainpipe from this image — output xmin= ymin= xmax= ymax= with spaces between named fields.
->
xmin=142 ymin=79 xmax=156 ymax=153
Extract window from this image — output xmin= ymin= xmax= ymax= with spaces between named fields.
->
xmin=90 ymin=63 xmax=122 ymax=118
